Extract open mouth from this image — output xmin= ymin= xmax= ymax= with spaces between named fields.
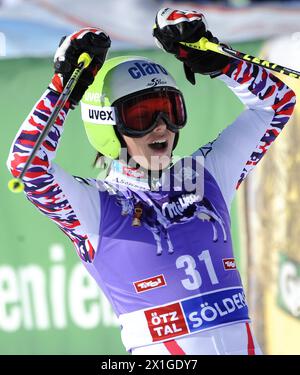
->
xmin=148 ymin=139 xmax=168 ymax=151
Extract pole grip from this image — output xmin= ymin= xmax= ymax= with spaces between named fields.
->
xmin=154 ymin=23 xmax=222 ymax=55
xmin=180 ymin=37 xmax=220 ymax=53
xmin=78 ymin=52 xmax=92 ymax=69
xmin=8 ymin=53 xmax=93 ymax=194
xmin=8 ymin=178 xmax=25 ymax=193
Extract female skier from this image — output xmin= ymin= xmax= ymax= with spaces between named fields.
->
xmin=7 ymin=8 xmax=296 ymax=355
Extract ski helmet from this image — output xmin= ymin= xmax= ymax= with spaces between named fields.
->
xmin=81 ymin=56 xmax=186 ymax=159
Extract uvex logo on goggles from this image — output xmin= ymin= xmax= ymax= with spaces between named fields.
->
xmin=81 ymin=103 xmax=116 ymax=125
xmin=128 ymin=62 xmax=168 ymax=79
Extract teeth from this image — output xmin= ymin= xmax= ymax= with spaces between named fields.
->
xmin=151 ymin=139 xmax=166 ymax=144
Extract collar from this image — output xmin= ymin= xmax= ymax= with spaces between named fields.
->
xmin=104 ymin=159 xmax=162 ymax=191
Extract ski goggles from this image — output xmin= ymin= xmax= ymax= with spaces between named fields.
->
xmin=113 ymin=87 xmax=187 ymax=137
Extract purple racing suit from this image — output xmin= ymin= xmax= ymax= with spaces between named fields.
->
xmin=7 ymin=59 xmax=296 ymax=352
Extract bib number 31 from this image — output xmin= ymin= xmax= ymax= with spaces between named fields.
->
xmin=176 ymin=250 xmax=219 ymax=290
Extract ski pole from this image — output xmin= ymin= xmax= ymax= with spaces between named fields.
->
xmin=8 ymin=52 xmax=92 ymax=193
xmin=180 ymin=37 xmax=300 ymax=80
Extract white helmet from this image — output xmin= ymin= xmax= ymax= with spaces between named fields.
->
xmin=81 ymin=56 xmax=186 ymax=159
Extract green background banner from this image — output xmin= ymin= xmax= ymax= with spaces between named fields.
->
xmin=278 ymin=252 xmax=300 ymax=319
xmin=0 ymin=42 xmax=261 ymax=354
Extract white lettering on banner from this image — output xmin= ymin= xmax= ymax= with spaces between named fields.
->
xmin=81 ymin=103 xmax=116 ymax=125
xmin=69 ymin=264 xmax=101 ymax=328
xmin=188 ymin=293 xmax=247 ymax=329
xmin=144 ymin=302 xmax=189 ymax=341
xmin=50 ymin=244 xmax=66 ymax=328
xmin=0 ymin=244 xmax=118 ymax=332
xmin=153 ymin=323 xmax=183 ymax=337
xmin=151 ymin=310 xmax=183 ymax=337
xmin=143 ymin=288 xmax=248 ymax=342
xmin=0 ymin=266 xmax=21 ymax=331
xmin=19 ymin=265 xmax=50 ymax=330
xmin=279 ymin=260 xmax=300 ymax=317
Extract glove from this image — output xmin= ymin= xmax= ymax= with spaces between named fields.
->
xmin=49 ymin=27 xmax=111 ymax=106
xmin=153 ymin=8 xmax=232 ymax=84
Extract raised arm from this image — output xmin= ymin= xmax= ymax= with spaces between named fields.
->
xmin=7 ymin=28 xmax=111 ymax=262
xmin=154 ymin=8 xmax=296 ymax=208
xmin=197 ymin=59 xmax=295 ymax=207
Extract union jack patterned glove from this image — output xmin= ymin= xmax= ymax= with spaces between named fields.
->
xmin=49 ymin=27 xmax=111 ymax=106
xmin=153 ymin=8 xmax=232 ymax=84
